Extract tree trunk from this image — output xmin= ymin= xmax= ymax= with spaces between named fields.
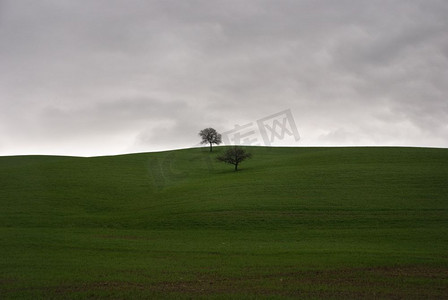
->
xmin=234 ymin=163 xmax=238 ymax=171
xmin=209 ymin=142 xmax=212 ymax=152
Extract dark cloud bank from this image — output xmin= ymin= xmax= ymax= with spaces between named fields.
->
xmin=1 ymin=0 xmax=447 ymax=156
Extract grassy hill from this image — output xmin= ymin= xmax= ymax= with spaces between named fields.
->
xmin=1 ymin=146 xmax=447 ymax=299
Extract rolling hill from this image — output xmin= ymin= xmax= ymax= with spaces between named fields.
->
xmin=1 ymin=146 xmax=447 ymax=299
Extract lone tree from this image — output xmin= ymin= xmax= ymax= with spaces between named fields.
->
xmin=199 ymin=128 xmax=222 ymax=152
xmin=217 ymin=146 xmax=252 ymax=171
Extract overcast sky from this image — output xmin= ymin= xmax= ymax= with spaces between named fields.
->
xmin=1 ymin=0 xmax=447 ymax=156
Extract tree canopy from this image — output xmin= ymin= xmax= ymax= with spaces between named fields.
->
xmin=216 ymin=146 xmax=252 ymax=171
xmin=199 ymin=128 xmax=222 ymax=152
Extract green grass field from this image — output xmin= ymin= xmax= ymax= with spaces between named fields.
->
xmin=1 ymin=146 xmax=447 ymax=299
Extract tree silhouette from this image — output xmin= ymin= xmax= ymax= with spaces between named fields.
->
xmin=216 ymin=146 xmax=252 ymax=171
xmin=199 ymin=128 xmax=222 ymax=152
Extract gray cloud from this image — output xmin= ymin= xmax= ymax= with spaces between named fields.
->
xmin=1 ymin=0 xmax=447 ymax=156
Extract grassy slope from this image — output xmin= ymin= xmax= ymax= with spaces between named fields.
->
xmin=0 ymin=146 xmax=447 ymax=299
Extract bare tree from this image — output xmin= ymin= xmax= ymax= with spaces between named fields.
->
xmin=199 ymin=128 xmax=222 ymax=152
xmin=216 ymin=146 xmax=252 ymax=171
